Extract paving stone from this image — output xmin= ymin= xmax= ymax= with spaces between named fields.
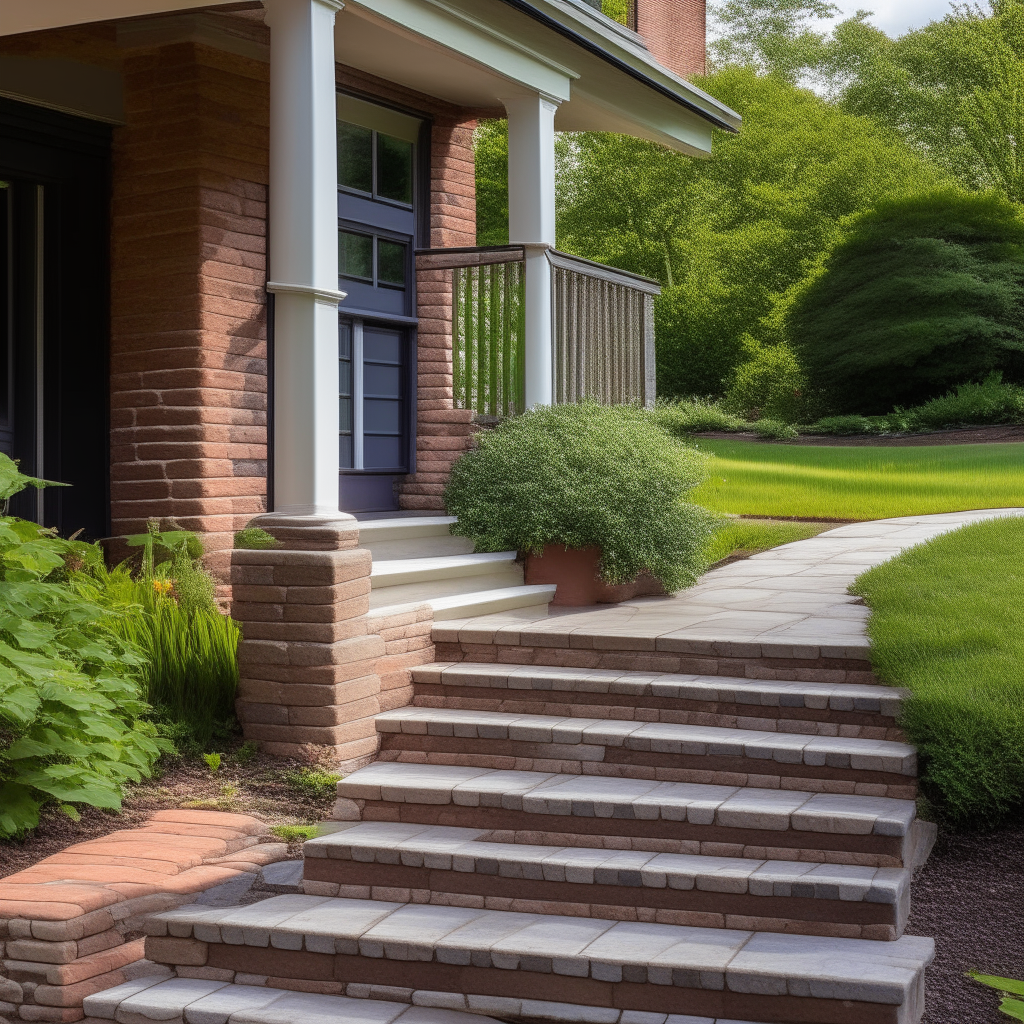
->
xmin=182 ymin=984 xmax=284 ymax=1023
xmin=82 ymin=977 xmax=169 ymax=1019
xmin=116 ymin=977 xmax=229 ymax=1019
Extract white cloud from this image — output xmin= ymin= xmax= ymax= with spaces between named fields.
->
xmin=829 ymin=0 xmax=955 ymax=36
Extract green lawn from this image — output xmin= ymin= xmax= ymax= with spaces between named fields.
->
xmin=690 ymin=440 xmax=1024 ymax=520
xmin=852 ymin=516 xmax=1024 ymax=828
xmin=703 ymin=519 xmax=829 ymax=565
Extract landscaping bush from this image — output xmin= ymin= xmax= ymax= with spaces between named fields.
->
xmin=652 ymin=397 xmax=748 ymax=436
xmin=724 ymin=337 xmax=809 ymax=423
xmin=752 ymin=418 xmax=799 ymax=440
xmin=802 ymin=415 xmax=880 ymax=435
xmin=97 ymin=521 xmax=241 ymax=748
xmin=444 ymin=403 xmax=717 ymax=592
xmin=0 ymin=455 xmax=168 ymax=837
xmin=904 ymin=374 xmax=1024 ymax=431
xmin=781 ymin=187 xmax=1024 ymax=414
xmin=851 ymin=516 xmax=1024 ymax=828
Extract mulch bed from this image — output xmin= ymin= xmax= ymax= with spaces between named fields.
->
xmin=909 ymin=822 xmax=1024 ymax=1023
xmin=696 ymin=425 xmax=1024 ymax=446
xmin=0 ymin=750 xmax=337 ymax=879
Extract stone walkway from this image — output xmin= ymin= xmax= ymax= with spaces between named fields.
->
xmin=436 ymin=509 xmax=1024 ymax=658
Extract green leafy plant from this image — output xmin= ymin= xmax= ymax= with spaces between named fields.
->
xmin=725 ymin=336 xmax=809 ymax=424
xmin=231 ymin=740 xmax=259 ymax=766
xmin=753 ymin=418 xmax=799 ymax=440
xmin=203 ymin=752 xmax=221 ymax=773
xmin=0 ymin=455 xmax=169 ymax=838
xmin=233 ymin=526 xmax=279 ymax=551
xmin=271 ymin=823 xmax=320 ymax=843
xmin=802 ymin=415 xmax=881 ymax=435
xmin=285 ymin=766 xmax=342 ymax=799
xmin=904 ymin=373 xmax=1024 ymax=430
xmin=652 ymin=398 xmax=749 ymax=436
xmin=969 ymin=972 xmax=1024 ymax=1021
xmin=444 ymin=403 xmax=717 ymax=592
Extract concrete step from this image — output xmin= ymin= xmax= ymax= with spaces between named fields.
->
xmin=358 ymin=516 xmax=472 ymax=560
xmin=83 ymin=976 xmax=501 ymax=1024
xmin=413 ymin=663 xmax=906 ymax=740
xmin=374 ymin=708 xmax=918 ymax=799
xmin=302 ymin=821 xmax=912 ymax=940
xmin=334 ymin=763 xmax=933 ymax=870
xmin=141 ymin=897 xmax=934 ymax=1024
xmin=371 ymin=588 xmax=557 ymax=622
xmin=371 ymin=553 xmax=522 ymax=589
xmin=369 ymin=571 xmax=526 ymax=613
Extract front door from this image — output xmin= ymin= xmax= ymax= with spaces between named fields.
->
xmin=336 ymin=93 xmax=423 ymax=513
xmin=0 ymin=99 xmax=110 ymax=536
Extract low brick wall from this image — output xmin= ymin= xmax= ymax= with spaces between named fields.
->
xmin=0 ymin=810 xmax=288 ymax=1022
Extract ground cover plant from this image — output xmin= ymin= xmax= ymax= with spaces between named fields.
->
xmin=0 ymin=457 xmax=168 ymax=838
xmin=690 ymin=439 xmax=1024 ymax=520
xmin=851 ymin=516 xmax=1024 ymax=827
xmin=445 ymin=402 xmax=717 ymax=591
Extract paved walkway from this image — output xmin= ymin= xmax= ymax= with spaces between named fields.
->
xmin=440 ymin=509 xmax=1024 ymax=656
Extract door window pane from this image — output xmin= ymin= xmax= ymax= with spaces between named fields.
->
xmin=364 ymin=362 xmax=401 ymax=397
xmin=377 ymin=239 xmax=407 ymax=288
xmin=376 ymin=133 xmax=413 ymax=204
xmin=339 ymin=321 xmax=353 ymax=468
xmin=339 ymin=231 xmax=373 ymax=281
xmin=364 ymin=434 xmax=403 ymax=469
xmin=338 ymin=122 xmax=373 ymax=194
xmin=364 ymin=327 xmax=402 ymax=364
xmin=364 ymin=398 xmax=402 ymax=434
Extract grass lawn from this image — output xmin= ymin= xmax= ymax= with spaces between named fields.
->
xmin=690 ymin=440 xmax=1024 ymax=520
xmin=703 ymin=518 xmax=829 ymax=565
xmin=851 ymin=516 xmax=1024 ymax=828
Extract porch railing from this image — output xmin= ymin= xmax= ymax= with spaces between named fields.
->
xmin=415 ymin=245 xmax=660 ymax=416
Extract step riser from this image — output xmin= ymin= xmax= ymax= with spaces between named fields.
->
xmin=377 ymin=743 xmax=918 ymax=800
xmin=433 ymin=641 xmax=877 ymax=687
xmin=145 ymin=940 xmax=917 ymax=1024
xmin=412 ymin=688 xmax=903 ymax=741
xmin=301 ymin=862 xmax=904 ymax=940
xmin=365 ymin=536 xmax=475 ymax=560
xmin=354 ymin=803 xmax=914 ymax=868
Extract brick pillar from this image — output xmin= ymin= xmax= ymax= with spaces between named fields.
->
xmin=399 ymin=116 xmax=478 ymax=511
xmin=636 ymin=0 xmax=706 ymax=79
xmin=232 ymin=515 xmax=384 ymax=769
xmin=109 ymin=41 xmax=270 ymax=584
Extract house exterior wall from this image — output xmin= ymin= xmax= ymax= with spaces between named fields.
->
xmin=636 ymin=0 xmax=706 ymax=79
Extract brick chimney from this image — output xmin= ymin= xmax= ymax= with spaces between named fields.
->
xmin=635 ymin=0 xmax=706 ymax=79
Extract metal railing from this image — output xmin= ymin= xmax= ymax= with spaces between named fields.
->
xmin=415 ymin=244 xmax=660 ymax=416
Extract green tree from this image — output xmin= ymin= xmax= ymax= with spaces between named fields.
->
xmin=778 ymin=187 xmax=1024 ymax=413
xmin=475 ymin=119 xmax=510 ymax=246
xmin=841 ymin=1 xmax=1024 ymax=202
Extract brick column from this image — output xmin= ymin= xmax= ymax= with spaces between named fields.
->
xmin=636 ymin=0 xmax=706 ymax=79
xmin=232 ymin=515 xmax=384 ymax=768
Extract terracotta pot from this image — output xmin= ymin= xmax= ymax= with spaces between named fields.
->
xmin=524 ymin=544 xmax=666 ymax=606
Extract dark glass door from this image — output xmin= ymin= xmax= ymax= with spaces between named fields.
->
xmin=336 ymin=93 xmax=422 ymax=512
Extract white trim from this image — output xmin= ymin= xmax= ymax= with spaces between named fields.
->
xmin=267 ymin=281 xmax=348 ymax=305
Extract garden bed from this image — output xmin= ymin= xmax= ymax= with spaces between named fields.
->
xmin=695 ymin=424 xmax=1024 ymax=446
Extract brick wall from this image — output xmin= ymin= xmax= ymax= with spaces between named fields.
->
xmin=109 ymin=40 xmax=270 ymax=584
xmin=636 ymin=0 xmax=706 ymax=79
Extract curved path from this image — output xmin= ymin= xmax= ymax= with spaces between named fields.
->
xmin=438 ymin=508 xmax=1024 ymax=656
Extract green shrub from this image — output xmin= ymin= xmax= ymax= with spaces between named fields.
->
xmin=851 ymin=516 xmax=1024 ymax=828
xmin=285 ymin=766 xmax=342 ymax=799
xmin=0 ymin=456 xmax=169 ymax=838
xmin=753 ymin=419 xmax=799 ymax=440
xmin=904 ymin=374 xmax=1024 ymax=431
xmin=802 ymin=415 xmax=880 ymax=435
xmin=444 ymin=403 xmax=717 ymax=592
xmin=724 ymin=337 xmax=808 ymax=423
xmin=652 ymin=398 xmax=748 ymax=436
xmin=782 ymin=187 xmax=1024 ymax=414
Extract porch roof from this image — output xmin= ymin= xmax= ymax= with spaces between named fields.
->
xmin=0 ymin=0 xmax=740 ymax=156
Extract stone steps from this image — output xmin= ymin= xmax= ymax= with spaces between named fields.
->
xmin=359 ymin=516 xmax=474 ymax=560
xmin=82 ymin=975 xmax=502 ymax=1024
xmin=412 ymin=663 xmax=906 ymax=740
xmin=140 ymin=897 xmax=934 ymax=1024
xmin=334 ymin=763 xmax=931 ymax=870
xmin=301 ymin=821 xmax=912 ymax=940
xmin=373 ymin=708 xmax=918 ymax=800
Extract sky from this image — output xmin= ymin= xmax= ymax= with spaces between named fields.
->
xmin=827 ymin=0 xmax=955 ymax=36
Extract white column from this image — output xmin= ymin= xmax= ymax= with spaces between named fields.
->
xmin=264 ymin=0 xmax=346 ymax=516
xmin=504 ymin=93 xmax=559 ymax=409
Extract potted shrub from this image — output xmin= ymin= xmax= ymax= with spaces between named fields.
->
xmin=443 ymin=403 xmax=717 ymax=605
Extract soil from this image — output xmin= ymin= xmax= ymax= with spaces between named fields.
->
xmin=909 ymin=822 xmax=1024 ymax=1023
xmin=695 ymin=424 xmax=1024 ymax=446
xmin=0 ymin=747 xmax=338 ymax=878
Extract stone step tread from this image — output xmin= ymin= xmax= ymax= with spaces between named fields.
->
xmin=371 ymin=552 xmax=518 ymax=585
xmin=83 ymin=976 xmax=499 ymax=1024
xmin=415 ymin=664 xmax=905 ymax=716
xmin=304 ymin=822 xmax=909 ymax=904
xmin=144 ymin=896 xmax=934 ymax=1005
xmin=375 ymin=708 xmax=918 ymax=775
xmin=371 ymin=589 xmax=556 ymax=623
xmin=358 ymin=516 xmax=457 ymax=541
xmin=337 ymin=764 xmax=917 ymax=837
